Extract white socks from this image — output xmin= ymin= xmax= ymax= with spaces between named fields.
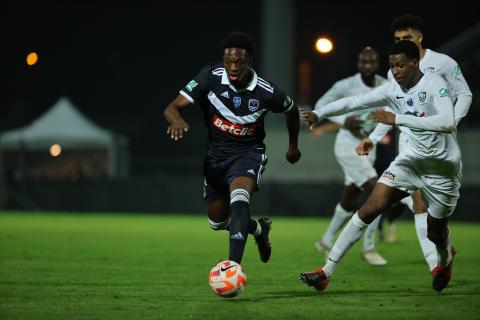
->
xmin=363 ymin=214 xmax=381 ymax=252
xmin=322 ymin=203 xmax=353 ymax=248
xmin=323 ymin=213 xmax=367 ymax=277
xmin=414 ymin=213 xmax=437 ymax=271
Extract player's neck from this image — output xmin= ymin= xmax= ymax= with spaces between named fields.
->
xmin=419 ymin=47 xmax=426 ymax=59
xmin=361 ymin=74 xmax=375 ymax=88
xmin=234 ymin=70 xmax=253 ymax=90
xmin=404 ymin=70 xmax=424 ymax=90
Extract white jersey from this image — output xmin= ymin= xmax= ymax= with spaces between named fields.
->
xmin=314 ymin=72 xmax=461 ymax=177
xmin=314 ymin=73 xmax=387 ymax=144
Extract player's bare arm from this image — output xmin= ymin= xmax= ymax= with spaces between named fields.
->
xmin=356 ymin=138 xmax=374 ymax=156
xmin=164 ymin=95 xmax=191 ymax=141
xmin=310 ymin=121 xmax=341 ymax=139
xmin=285 ymin=106 xmax=301 ymax=164
xmin=369 ymin=109 xmax=396 ymax=125
xmin=299 ymin=108 xmax=319 ymax=129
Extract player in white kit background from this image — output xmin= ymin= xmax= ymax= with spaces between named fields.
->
xmin=373 ymin=14 xmax=472 ymax=271
xmin=310 ymin=47 xmax=388 ymax=266
xmin=299 ymin=40 xmax=461 ymax=292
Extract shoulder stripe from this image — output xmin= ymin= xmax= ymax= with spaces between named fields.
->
xmin=257 ymin=77 xmax=273 ymax=88
xmin=257 ymin=83 xmax=274 ymax=93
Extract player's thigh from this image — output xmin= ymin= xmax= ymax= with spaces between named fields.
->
xmin=359 ymin=182 xmax=408 ymax=223
xmin=227 ymin=150 xmax=268 ymax=193
xmin=421 ymin=175 xmax=460 ymax=219
xmin=411 ymin=189 xmax=428 ymax=213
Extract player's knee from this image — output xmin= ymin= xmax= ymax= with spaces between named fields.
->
xmin=208 ymin=217 xmax=230 ymax=231
xmin=230 ymin=189 xmax=250 ymax=204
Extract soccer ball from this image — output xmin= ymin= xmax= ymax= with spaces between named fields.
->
xmin=208 ymin=260 xmax=247 ymax=298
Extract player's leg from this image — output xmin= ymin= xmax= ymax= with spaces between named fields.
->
xmin=317 ymin=184 xmax=360 ymax=254
xmin=360 ymin=177 xmax=387 ymax=266
xmin=300 ymin=182 xmax=408 ymax=290
xmin=421 ymin=176 xmax=460 ymax=291
xmin=227 ymin=176 xmax=256 ymax=264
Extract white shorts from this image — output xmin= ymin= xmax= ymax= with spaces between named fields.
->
xmin=334 ymin=134 xmax=377 ymax=188
xmin=378 ymin=155 xmax=461 ymax=219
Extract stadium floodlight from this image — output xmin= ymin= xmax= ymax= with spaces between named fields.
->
xmin=315 ymin=37 xmax=333 ymax=54
xmin=26 ymin=52 xmax=38 ymax=66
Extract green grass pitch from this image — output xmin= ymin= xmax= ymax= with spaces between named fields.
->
xmin=1 ymin=212 xmax=479 ymax=319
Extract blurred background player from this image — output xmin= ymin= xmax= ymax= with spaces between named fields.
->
xmin=300 ymin=40 xmax=460 ymax=292
xmin=374 ymin=14 xmax=472 ymax=269
xmin=163 ymin=32 xmax=301 ymax=266
xmin=311 ymin=47 xmax=388 ymax=266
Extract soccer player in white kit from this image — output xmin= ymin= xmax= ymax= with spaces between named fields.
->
xmin=311 ymin=47 xmax=388 ymax=266
xmin=373 ymin=14 xmax=472 ymax=271
xmin=299 ymin=40 xmax=460 ymax=292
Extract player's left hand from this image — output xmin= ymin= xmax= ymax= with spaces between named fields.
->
xmin=286 ymin=146 xmax=301 ymax=164
xmin=299 ymin=108 xmax=319 ymax=129
xmin=369 ymin=110 xmax=395 ymax=125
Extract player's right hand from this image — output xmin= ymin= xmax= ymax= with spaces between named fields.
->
xmin=166 ymin=120 xmax=189 ymax=141
xmin=299 ymin=108 xmax=319 ymax=129
xmin=356 ymin=138 xmax=373 ymax=156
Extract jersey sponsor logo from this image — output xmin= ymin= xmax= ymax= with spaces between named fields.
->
xmin=404 ymin=111 xmax=427 ymax=132
xmin=418 ymin=91 xmax=426 ymax=102
xmin=186 ymin=80 xmax=198 ymax=92
xmin=233 ymin=96 xmax=242 ymax=108
xmin=213 ymin=114 xmax=256 ymax=137
xmin=439 ymin=88 xmax=449 ymax=97
xmin=381 ymin=170 xmax=396 ymax=181
xmin=407 ymin=98 xmax=414 ymax=106
xmin=248 ymin=99 xmax=259 ymax=111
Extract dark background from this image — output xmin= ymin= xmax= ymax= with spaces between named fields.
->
xmin=5 ymin=1 xmax=480 ymax=175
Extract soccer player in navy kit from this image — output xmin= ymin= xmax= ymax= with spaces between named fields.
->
xmin=164 ymin=32 xmax=301 ymax=265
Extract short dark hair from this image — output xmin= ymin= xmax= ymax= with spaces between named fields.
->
xmin=389 ymin=40 xmax=420 ymax=60
xmin=221 ymin=32 xmax=255 ymax=57
xmin=392 ymin=14 xmax=423 ymax=33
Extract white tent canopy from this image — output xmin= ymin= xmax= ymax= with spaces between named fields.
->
xmin=0 ymin=97 xmax=113 ymax=150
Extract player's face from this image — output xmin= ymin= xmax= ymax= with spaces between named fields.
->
xmin=389 ymin=53 xmax=419 ymax=88
xmin=357 ymin=51 xmax=379 ymax=77
xmin=394 ymin=28 xmax=423 ymax=49
xmin=223 ymin=48 xmax=251 ymax=86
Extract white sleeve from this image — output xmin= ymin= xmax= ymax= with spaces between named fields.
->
xmin=395 ymin=78 xmax=455 ymax=132
xmin=313 ymin=83 xmax=390 ymax=120
xmin=447 ymin=61 xmax=473 ymax=125
xmin=314 ymin=82 xmax=347 ymax=125
xmin=368 ymin=123 xmax=393 ymax=144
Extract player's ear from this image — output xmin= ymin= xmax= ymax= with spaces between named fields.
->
xmin=418 ymin=32 xmax=424 ymax=46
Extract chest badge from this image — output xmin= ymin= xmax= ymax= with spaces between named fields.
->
xmin=248 ymin=99 xmax=259 ymax=111
xmin=233 ymin=96 xmax=242 ymax=108
xmin=407 ymin=98 xmax=414 ymax=106
xmin=418 ymin=91 xmax=426 ymax=102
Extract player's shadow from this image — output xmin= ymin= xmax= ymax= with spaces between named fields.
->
xmin=230 ymin=287 xmax=480 ymax=302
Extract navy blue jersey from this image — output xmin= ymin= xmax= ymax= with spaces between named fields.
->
xmin=180 ymin=62 xmax=294 ymax=159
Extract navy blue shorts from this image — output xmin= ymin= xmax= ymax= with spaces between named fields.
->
xmin=202 ymin=150 xmax=268 ymax=203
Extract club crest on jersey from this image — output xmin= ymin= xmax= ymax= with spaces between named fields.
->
xmin=248 ymin=99 xmax=259 ymax=111
xmin=233 ymin=96 xmax=242 ymax=108
xmin=418 ymin=91 xmax=426 ymax=102
xmin=407 ymin=98 xmax=414 ymax=106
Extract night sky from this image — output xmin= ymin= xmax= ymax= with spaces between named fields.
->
xmin=5 ymin=1 xmax=479 ymax=174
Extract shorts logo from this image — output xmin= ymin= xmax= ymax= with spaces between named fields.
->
xmin=418 ymin=91 xmax=426 ymax=102
xmin=213 ymin=115 xmax=256 ymax=137
xmin=382 ymin=170 xmax=396 ymax=181
xmin=248 ymin=99 xmax=259 ymax=111
xmin=233 ymin=96 xmax=242 ymax=108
